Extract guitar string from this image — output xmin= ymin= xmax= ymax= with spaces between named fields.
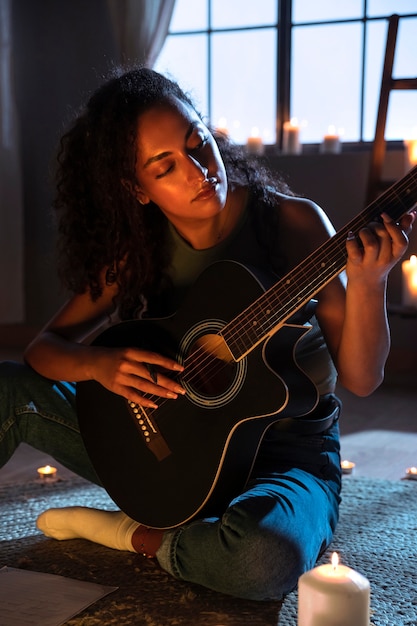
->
xmin=222 ymin=167 xmax=417 ymax=355
xmin=201 ymin=167 xmax=417 ymax=380
xmin=137 ymin=167 xmax=417 ymax=410
xmin=135 ymin=167 xmax=417 ymax=412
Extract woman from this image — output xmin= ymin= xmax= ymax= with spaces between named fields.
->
xmin=0 ymin=67 xmax=413 ymax=601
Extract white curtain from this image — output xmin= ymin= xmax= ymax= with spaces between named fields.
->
xmin=0 ymin=0 xmax=24 ymax=323
xmin=0 ymin=0 xmax=175 ymax=325
xmin=107 ymin=0 xmax=176 ymax=67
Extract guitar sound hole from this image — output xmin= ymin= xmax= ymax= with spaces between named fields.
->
xmin=184 ymin=333 xmax=237 ymax=398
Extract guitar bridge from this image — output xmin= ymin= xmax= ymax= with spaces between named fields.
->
xmin=127 ymin=401 xmax=171 ymax=461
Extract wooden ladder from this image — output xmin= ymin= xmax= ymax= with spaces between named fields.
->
xmin=366 ymin=14 xmax=417 ymax=204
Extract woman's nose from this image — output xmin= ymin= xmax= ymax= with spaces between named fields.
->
xmin=187 ymin=154 xmax=208 ymax=181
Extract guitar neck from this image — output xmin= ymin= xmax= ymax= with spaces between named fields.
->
xmin=222 ymin=165 xmax=417 ymax=360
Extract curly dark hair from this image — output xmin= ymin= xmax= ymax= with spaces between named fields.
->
xmin=54 ymin=66 xmax=292 ymax=319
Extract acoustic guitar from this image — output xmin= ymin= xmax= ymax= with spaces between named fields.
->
xmin=77 ymin=165 xmax=417 ymax=529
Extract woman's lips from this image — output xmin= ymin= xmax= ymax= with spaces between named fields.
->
xmin=193 ymin=177 xmax=219 ymax=202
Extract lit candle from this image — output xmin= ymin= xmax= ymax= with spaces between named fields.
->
xmin=37 ymin=465 xmax=58 ymax=481
xmin=404 ymin=129 xmax=417 ymax=171
xmin=406 ymin=139 xmax=417 ymax=166
xmin=246 ymin=127 xmax=264 ymax=155
xmin=215 ymin=117 xmax=230 ymax=138
xmin=402 ymin=255 xmax=417 ymax=307
xmin=320 ymin=125 xmax=341 ymax=154
xmin=282 ymin=118 xmax=301 ymax=154
xmin=298 ymin=552 xmax=370 ymax=626
xmin=341 ymin=460 xmax=355 ymax=474
xmin=405 ymin=467 xmax=417 ymax=480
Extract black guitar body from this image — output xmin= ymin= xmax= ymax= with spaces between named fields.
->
xmin=77 ymin=261 xmax=319 ymax=528
xmin=77 ymin=167 xmax=417 ymax=528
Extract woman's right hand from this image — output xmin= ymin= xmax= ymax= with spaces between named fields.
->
xmin=91 ymin=345 xmax=185 ymax=408
xmin=24 ymin=287 xmax=185 ymax=408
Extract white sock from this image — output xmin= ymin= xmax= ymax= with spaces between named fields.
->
xmin=36 ymin=506 xmax=140 ymax=552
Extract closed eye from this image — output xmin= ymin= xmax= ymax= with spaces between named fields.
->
xmin=193 ymin=136 xmax=209 ymax=150
xmin=155 ymin=163 xmax=174 ymax=179
xmin=154 ymin=132 xmax=209 ymax=178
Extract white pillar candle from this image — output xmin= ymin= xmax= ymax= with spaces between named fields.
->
xmin=215 ymin=117 xmax=230 ymax=138
xmin=320 ymin=125 xmax=341 ymax=154
xmin=402 ymin=255 xmax=417 ymax=307
xmin=405 ymin=138 xmax=417 ymax=172
xmin=282 ymin=118 xmax=301 ymax=154
xmin=246 ymin=127 xmax=264 ymax=155
xmin=298 ymin=552 xmax=370 ymax=626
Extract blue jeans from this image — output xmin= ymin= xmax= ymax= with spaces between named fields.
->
xmin=0 ymin=361 xmax=99 ymax=482
xmin=0 ymin=360 xmax=341 ymax=601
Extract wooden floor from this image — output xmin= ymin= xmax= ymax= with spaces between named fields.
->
xmin=1 ymin=346 xmax=416 ymax=484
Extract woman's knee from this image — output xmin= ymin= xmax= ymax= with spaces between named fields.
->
xmin=219 ymin=501 xmax=307 ymax=600
xmin=0 ymin=360 xmax=25 ymax=380
xmin=0 ymin=360 xmax=44 ymax=392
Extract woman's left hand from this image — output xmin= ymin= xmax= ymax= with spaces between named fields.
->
xmin=345 ymin=210 xmax=416 ymax=282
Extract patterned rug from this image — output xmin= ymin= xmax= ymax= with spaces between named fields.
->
xmin=1 ymin=475 xmax=417 ymax=625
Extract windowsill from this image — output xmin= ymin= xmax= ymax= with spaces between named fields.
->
xmin=255 ymin=140 xmax=407 ymax=157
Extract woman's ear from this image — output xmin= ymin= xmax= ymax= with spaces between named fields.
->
xmin=121 ymin=179 xmax=150 ymax=205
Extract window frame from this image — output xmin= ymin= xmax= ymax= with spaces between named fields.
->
xmin=163 ymin=0 xmax=417 ymax=149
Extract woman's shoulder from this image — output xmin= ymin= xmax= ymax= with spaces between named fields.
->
xmin=267 ymin=191 xmax=336 ymax=267
xmin=272 ymin=191 xmax=334 ymax=234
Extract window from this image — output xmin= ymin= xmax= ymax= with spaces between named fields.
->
xmin=154 ymin=0 xmax=417 ymax=146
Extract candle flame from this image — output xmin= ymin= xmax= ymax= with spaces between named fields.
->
xmin=331 ymin=552 xmax=339 ymax=570
xmin=410 ymin=255 xmax=417 ymax=265
xmin=37 ymin=464 xmax=57 ymax=475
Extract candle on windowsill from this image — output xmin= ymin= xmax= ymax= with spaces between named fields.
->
xmin=341 ymin=460 xmax=355 ymax=474
xmin=282 ymin=118 xmax=301 ymax=154
xmin=215 ymin=117 xmax=230 ymax=139
xmin=298 ymin=552 xmax=370 ymax=626
xmin=246 ymin=127 xmax=264 ymax=155
xmin=37 ymin=465 xmax=58 ymax=482
xmin=404 ymin=131 xmax=417 ymax=172
xmin=402 ymin=255 xmax=417 ymax=308
xmin=320 ymin=125 xmax=342 ymax=154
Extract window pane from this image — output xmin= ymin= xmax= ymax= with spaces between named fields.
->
xmin=212 ymin=0 xmax=277 ymax=29
xmin=154 ymin=35 xmax=209 ymax=118
xmin=367 ymin=0 xmax=417 ymax=17
xmin=293 ymin=0 xmax=363 ymax=23
xmin=292 ymin=23 xmax=362 ymax=142
xmin=169 ymin=0 xmax=208 ymax=32
xmin=386 ymin=91 xmax=417 ymax=140
xmin=211 ymin=30 xmax=276 ymax=144
xmin=363 ymin=20 xmax=386 ymax=141
xmin=364 ymin=17 xmax=417 ymax=141
xmin=393 ymin=17 xmax=417 ymax=78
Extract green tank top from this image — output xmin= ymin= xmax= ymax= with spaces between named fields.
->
xmin=147 ymin=197 xmax=337 ymax=396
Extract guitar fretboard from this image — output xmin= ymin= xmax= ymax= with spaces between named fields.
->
xmin=222 ymin=165 xmax=417 ymax=360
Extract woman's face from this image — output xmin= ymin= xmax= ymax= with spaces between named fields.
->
xmin=133 ymin=96 xmax=228 ymax=227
